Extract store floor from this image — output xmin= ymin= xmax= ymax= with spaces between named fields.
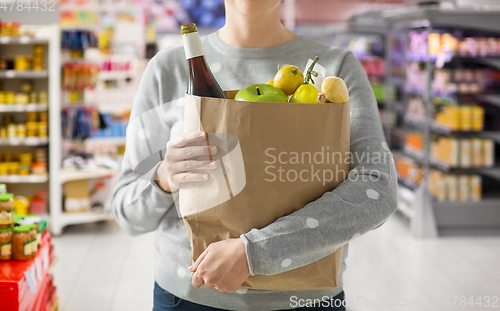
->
xmin=52 ymin=214 xmax=500 ymax=311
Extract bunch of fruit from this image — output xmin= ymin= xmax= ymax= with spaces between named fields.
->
xmin=234 ymin=56 xmax=350 ymax=104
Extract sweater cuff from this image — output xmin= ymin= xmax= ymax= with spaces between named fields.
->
xmin=239 ymin=233 xmax=256 ymax=276
xmin=149 ymin=161 xmax=176 ymax=205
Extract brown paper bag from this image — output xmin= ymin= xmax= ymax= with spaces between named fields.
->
xmin=179 ymin=92 xmax=350 ymax=291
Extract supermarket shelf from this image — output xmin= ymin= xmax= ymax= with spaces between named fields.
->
xmin=0 ymin=137 xmax=48 ymax=146
xmin=397 ymin=176 xmax=419 ymax=191
xmin=404 ymin=147 xmax=500 ymax=177
xmin=0 ymin=174 xmax=48 ymax=183
xmin=479 ymin=94 xmax=500 ymax=109
xmin=434 ymin=199 xmax=500 ymax=228
xmin=0 ymin=104 xmax=48 ymax=112
xmin=405 ymin=117 xmax=500 ymax=142
xmin=59 ymin=211 xmax=115 ymax=227
xmin=0 ymin=70 xmax=48 ymax=79
xmin=0 ymin=36 xmax=48 ymax=45
xmin=383 ymin=7 xmax=500 ymax=33
xmin=60 ymin=168 xmax=117 ymax=184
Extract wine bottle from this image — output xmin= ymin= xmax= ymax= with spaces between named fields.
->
xmin=181 ymin=23 xmax=226 ymax=99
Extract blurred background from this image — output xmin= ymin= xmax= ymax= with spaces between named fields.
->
xmin=0 ymin=0 xmax=500 ymax=310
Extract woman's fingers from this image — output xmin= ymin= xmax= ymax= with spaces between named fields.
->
xmin=192 ymin=271 xmax=204 ymax=288
xmin=172 ymin=172 xmax=210 ymax=185
xmin=168 ymin=145 xmax=218 ymax=163
xmin=171 ymin=160 xmax=217 ymax=174
xmin=167 ymin=131 xmax=207 ymax=148
xmin=189 ymin=248 xmax=209 ymax=273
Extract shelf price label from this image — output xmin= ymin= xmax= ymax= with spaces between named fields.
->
xmin=5 ymin=70 xmax=15 ymax=78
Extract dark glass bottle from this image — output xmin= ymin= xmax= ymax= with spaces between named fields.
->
xmin=181 ymin=23 xmax=226 ymax=99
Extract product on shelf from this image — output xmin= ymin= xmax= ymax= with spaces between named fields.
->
xmin=409 ymin=31 xmax=500 ymax=59
xmin=0 ymin=150 xmax=48 ymax=176
xmin=0 ymin=22 xmax=21 ymax=37
xmin=406 ymin=64 xmax=494 ymax=96
xmin=62 ymin=62 xmax=99 ymax=91
xmin=0 ymin=227 xmax=12 ymax=260
xmin=396 ymin=157 xmax=422 ymax=186
xmin=407 ymin=132 xmax=495 ymax=168
xmin=0 ymin=82 xmax=48 ymax=106
xmin=12 ymin=225 xmax=31 ymax=261
xmin=0 ymin=192 xmax=14 ymax=229
xmin=0 ymin=112 xmax=49 ymax=139
xmin=429 ymin=170 xmax=482 ymax=202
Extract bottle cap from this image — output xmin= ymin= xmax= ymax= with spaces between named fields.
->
xmin=0 ymin=227 xmax=12 ymax=233
xmin=0 ymin=193 xmax=13 ymax=201
xmin=181 ymin=23 xmax=198 ymax=35
xmin=13 ymin=225 xmax=30 ymax=233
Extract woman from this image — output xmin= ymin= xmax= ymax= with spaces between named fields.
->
xmin=111 ymin=0 xmax=398 ymax=310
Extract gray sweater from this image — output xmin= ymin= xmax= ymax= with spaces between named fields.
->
xmin=111 ymin=32 xmax=398 ymax=311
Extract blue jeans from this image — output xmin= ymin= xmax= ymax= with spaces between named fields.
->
xmin=153 ymin=282 xmax=346 ymax=311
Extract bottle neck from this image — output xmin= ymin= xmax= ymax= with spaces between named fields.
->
xmin=183 ymin=32 xmax=204 ymax=59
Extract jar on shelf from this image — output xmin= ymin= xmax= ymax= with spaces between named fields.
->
xmin=11 ymin=22 xmax=21 ymax=37
xmin=26 ymin=122 xmax=37 ymax=137
xmin=8 ymin=162 xmax=19 ymax=175
xmin=0 ymin=91 xmax=5 ymax=103
xmin=27 ymin=224 xmax=37 ymax=256
xmin=15 ymin=92 xmax=29 ymax=105
xmin=0 ymin=193 xmax=14 ymax=229
xmin=19 ymin=163 xmax=30 ymax=175
xmin=7 ymin=124 xmax=16 ymax=138
xmin=32 ymin=56 xmax=44 ymax=71
xmin=0 ymin=22 xmax=9 ymax=37
xmin=31 ymin=162 xmax=47 ymax=175
xmin=38 ymin=122 xmax=48 ymax=137
xmin=0 ymin=227 xmax=12 ymax=261
xmin=19 ymin=83 xmax=33 ymax=93
xmin=24 ymin=215 xmax=41 ymax=249
xmin=38 ymin=91 xmax=48 ymax=105
xmin=29 ymin=92 xmax=38 ymax=104
xmin=5 ymin=91 xmax=15 ymax=104
xmin=12 ymin=225 xmax=31 ymax=260
xmin=0 ymin=164 xmax=7 ymax=175
xmin=19 ymin=153 xmax=32 ymax=164
xmin=16 ymin=124 xmax=26 ymax=138
xmin=0 ymin=126 xmax=6 ymax=139
xmin=14 ymin=56 xmax=31 ymax=71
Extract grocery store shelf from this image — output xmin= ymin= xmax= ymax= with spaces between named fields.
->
xmin=0 ymin=70 xmax=48 ymax=79
xmin=0 ymin=137 xmax=48 ymax=146
xmin=0 ymin=104 xmax=49 ymax=112
xmin=479 ymin=94 xmax=500 ymax=109
xmin=0 ymin=174 xmax=48 ymax=183
xmin=397 ymin=176 xmax=419 ymax=191
xmin=60 ymin=168 xmax=117 ymax=184
xmin=383 ymin=7 xmax=500 ymax=33
xmin=59 ymin=211 xmax=115 ymax=227
xmin=0 ymin=36 xmax=48 ymax=45
xmin=434 ymin=199 xmax=500 ymax=228
xmin=405 ymin=117 xmax=500 ymax=142
xmin=404 ymin=147 xmax=500 ymax=177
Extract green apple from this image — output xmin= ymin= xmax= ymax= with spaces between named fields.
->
xmin=234 ymin=84 xmax=288 ymax=103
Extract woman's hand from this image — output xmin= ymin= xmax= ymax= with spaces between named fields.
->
xmin=156 ymin=131 xmax=218 ymax=193
xmin=189 ymin=238 xmax=250 ymax=293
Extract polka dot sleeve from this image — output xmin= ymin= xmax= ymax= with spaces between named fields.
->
xmin=240 ymin=51 xmax=399 ymax=276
